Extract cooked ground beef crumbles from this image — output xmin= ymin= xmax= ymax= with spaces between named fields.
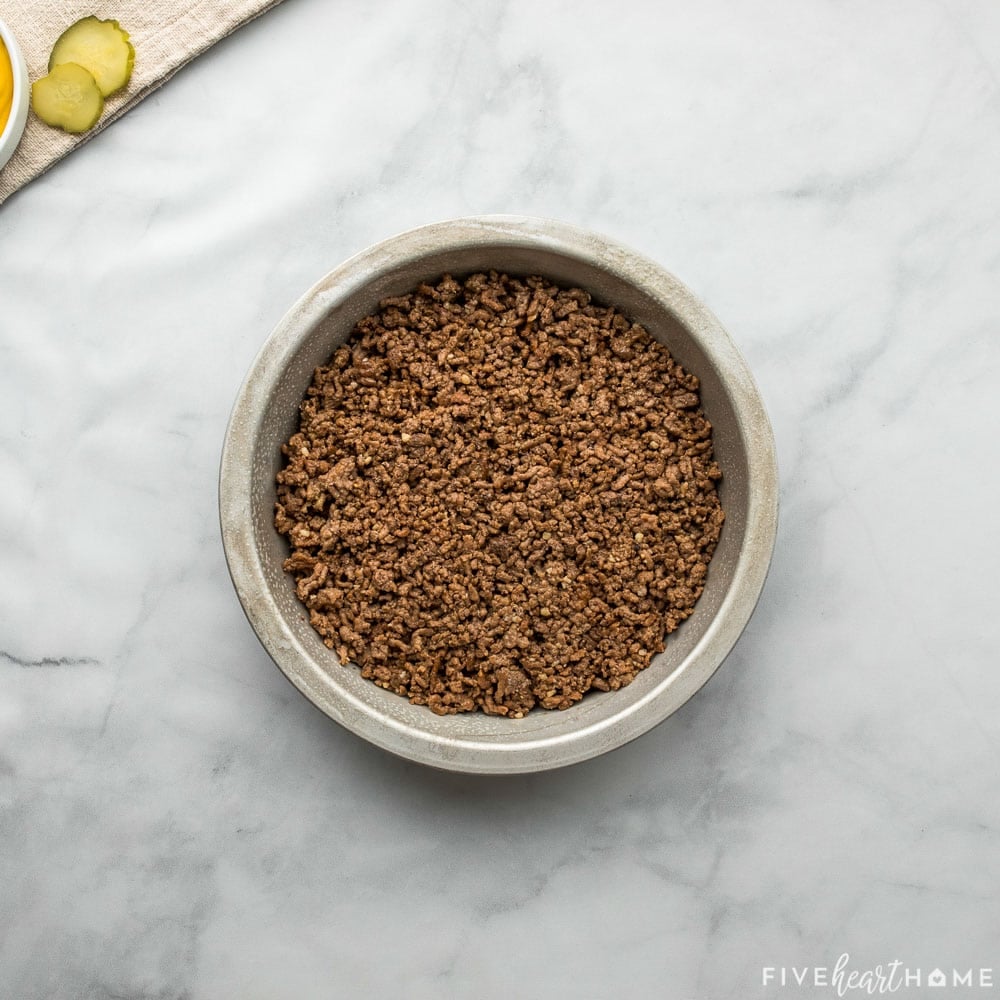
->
xmin=274 ymin=272 xmax=724 ymax=717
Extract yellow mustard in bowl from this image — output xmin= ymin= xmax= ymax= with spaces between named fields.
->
xmin=0 ymin=35 xmax=14 ymax=135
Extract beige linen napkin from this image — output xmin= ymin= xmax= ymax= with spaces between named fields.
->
xmin=0 ymin=0 xmax=285 ymax=204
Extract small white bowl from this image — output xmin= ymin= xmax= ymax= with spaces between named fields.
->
xmin=0 ymin=18 xmax=30 ymax=171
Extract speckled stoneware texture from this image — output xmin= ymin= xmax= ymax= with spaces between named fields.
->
xmin=219 ymin=216 xmax=778 ymax=774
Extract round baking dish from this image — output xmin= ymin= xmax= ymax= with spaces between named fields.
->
xmin=219 ymin=216 xmax=778 ymax=774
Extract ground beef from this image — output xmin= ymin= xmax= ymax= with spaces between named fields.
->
xmin=274 ymin=272 xmax=724 ymax=717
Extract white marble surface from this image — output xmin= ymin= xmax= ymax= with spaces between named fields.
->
xmin=2 ymin=1 xmax=999 ymax=997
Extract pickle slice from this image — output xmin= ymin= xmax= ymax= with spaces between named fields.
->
xmin=49 ymin=16 xmax=134 ymax=98
xmin=31 ymin=63 xmax=104 ymax=134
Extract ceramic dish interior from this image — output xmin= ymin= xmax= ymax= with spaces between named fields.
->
xmin=0 ymin=19 xmax=30 ymax=172
xmin=219 ymin=216 xmax=778 ymax=774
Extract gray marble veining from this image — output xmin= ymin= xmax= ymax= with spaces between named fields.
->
xmin=2 ymin=1 xmax=998 ymax=997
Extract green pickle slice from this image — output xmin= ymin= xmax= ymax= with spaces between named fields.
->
xmin=31 ymin=63 xmax=105 ymax=134
xmin=49 ymin=16 xmax=134 ymax=98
